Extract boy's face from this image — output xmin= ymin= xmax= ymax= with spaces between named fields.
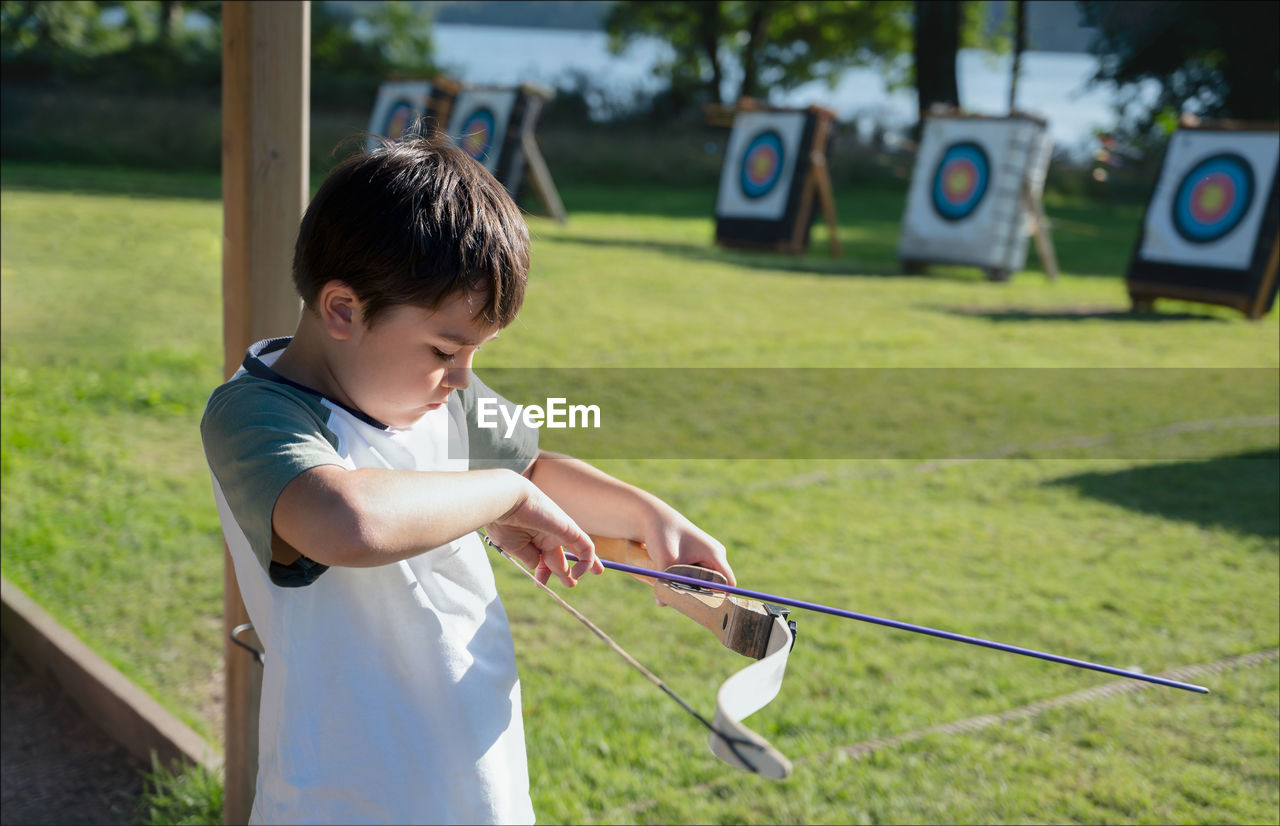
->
xmin=338 ymin=290 xmax=501 ymax=428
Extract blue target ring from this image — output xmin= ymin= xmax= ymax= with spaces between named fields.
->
xmin=738 ymin=130 xmax=785 ymax=199
xmin=1171 ymin=152 xmax=1254 ymax=244
xmin=931 ymin=141 xmax=991 ymax=222
xmin=380 ymin=100 xmax=416 ymax=140
xmin=458 ymin=108 xmax=497 ymax=161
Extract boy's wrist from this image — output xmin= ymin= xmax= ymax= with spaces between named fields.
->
xmin=493 ymin=468 xmax=534 ymax=522
xmin=635 ymin=496 xmax=687 ymax=541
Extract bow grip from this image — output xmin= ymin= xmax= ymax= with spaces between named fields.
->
xmin=587 ymin=535 xmax=779 ymax=660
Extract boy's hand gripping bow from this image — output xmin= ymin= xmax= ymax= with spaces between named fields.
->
xmin=588 ymin=537 xmax=798 ymax=778
xmin=488 ymin=534 xmax=798 ymax=779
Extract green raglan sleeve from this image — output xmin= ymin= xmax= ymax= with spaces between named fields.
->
xmin=458 ymin=372 xmax=540 ymax=473
xmin=200 ymin=377 xmax=345 ymax=574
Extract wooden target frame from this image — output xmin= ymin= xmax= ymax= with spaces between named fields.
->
xmin=898 ymin=111 xmax=1058 ymax=281
xmin=713 ymin=103 xmax=841 ymax=257
xmin=1126 ymin=118 xmax=1279 ymax=318
xmin=365 ymin=76 xmax=460 ymax=152
xmin=446 ymin=82 xmax=566 ymax=225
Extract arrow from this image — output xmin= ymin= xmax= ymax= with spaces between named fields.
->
xmin=565 ymin=553 xmax=1210 ymax=695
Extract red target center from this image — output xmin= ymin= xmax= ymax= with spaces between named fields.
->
xmin=462 ymin=127 xmax=489 ymax=157
xmin=1189 ymin=172 xmax=1235 ymax=224
xmin=387 ymin=109 xmax=411 ymax=139
xmin=942 ymin=159 xmax=978 ymax=203
xmin=746 ymin=146 xmax=779 ymax=184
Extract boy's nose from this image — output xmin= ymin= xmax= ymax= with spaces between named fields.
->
xmin=443 ymin=366 xmax=471 ymax=390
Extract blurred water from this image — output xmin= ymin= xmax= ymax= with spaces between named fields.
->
xmin=432 ymin=23 xmax=1155 ymax=160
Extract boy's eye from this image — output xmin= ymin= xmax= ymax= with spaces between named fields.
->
xmin=433 ymin=348 xmax=457 ymax=363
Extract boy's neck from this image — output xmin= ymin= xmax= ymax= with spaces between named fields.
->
xmin=269 ymin=316 xmax=347 ymax=406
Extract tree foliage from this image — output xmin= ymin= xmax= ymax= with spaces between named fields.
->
xmin=0 ymin=0 xmax=436 ymax=104
xmin=605 ymin=0 xmax=916 ymax=111
xmin=605 ymin=0 xmax=1003 ymax=119
xmin=311 ymin=1 xmax=437 ymax=107
xmin=1 ymin=1 xmax=220 ymax=86
xmin=1079 ymin=0 xmax=1280 ymax=130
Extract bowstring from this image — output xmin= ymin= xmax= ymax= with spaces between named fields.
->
xmin=486 ymin=537 xmax=765 ymax=774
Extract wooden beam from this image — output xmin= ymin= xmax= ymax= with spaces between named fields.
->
xmin=221 ymin=3 xmax=309 ymax=823
xmin=2 ymin=577 xmax=221 ymax=773
xmin=810 ymin=152 xmax=842 ymax=259
xmin=1022 ymin=179 xmax=1059 ymax=282
xmin=521 ymin=131 xmax=567 ymax=225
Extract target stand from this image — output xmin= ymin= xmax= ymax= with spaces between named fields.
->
xmin=446 ymin=82 xmax=567 ymax=225
xmin=713 ymin=104 xmax=841 ymax=257
xmin=1126 ymin=117 xmax=1279 ymax=318
xmin=366 ymin=76 xmax=461 ymax=152
xmin=898 ymin=112 xmax=1057 ymax=281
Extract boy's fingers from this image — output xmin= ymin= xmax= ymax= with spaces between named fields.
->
xmin=537 ymin=543 xmax=580 ymax=589
xmin=534 ymin=557 xmax=554 ymax=586
xmin=565 ymin=535 xmax=602 ymax=579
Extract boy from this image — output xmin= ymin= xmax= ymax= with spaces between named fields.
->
xmin=201 ymin=133 xmax=736 ymax=824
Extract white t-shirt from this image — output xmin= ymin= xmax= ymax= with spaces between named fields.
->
xmin=201 ymin=337 xmax=539 ymax=825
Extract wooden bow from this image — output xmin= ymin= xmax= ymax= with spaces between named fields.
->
xmin=589 ymin=535 xmax=786 ymax=660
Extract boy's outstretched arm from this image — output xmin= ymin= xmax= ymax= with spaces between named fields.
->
xmin=510 ymin=451 xmax=737 ymax=586
xmin=272 ymin=465 xmax=597 ymax=587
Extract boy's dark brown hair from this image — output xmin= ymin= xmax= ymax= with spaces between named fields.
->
xmin=293 ymin=130 xmax=528 ymax=328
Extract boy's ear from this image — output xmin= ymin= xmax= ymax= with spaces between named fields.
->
xmin=317 ymin=280 xmax=361 ymax=340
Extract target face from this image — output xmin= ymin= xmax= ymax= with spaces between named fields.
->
xmin=367 ymin=81 xmax=435 ymax=151
xmin=457 ymin=107 xmax=497 ymax=162
xmin=382 ymin=100 xmax=415 ymax=140
xmin=1171 ymin=153 xmax=1254 ymax=243
xmin=1138 ymin=130 xmax=1279 ymax=271
xmin=446 ymin=88 xmax=518 ymax=174
xmin=715 ymin=111 xmax=806 ymax=221
xmin=931 ymin=142 xmax=991 ymax=221
xmin=739 ymin=130 xmax=785 ymax=199
xmin=899 ymin=116 xmax=1047 ymax=271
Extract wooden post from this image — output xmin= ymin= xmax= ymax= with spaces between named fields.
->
xmin=521 ymin=131 xmax=567 ymax=225
xmin=516 ymin=85 xmax=566 ymax=225
xmin=221 ymin=3 xmax=309 ymax=822
xmin=789 ymin=108 xmax=841 ymax=257
xmin=1023 ymin=181 xmax=1060 ymax=282
xmin=809 ymin=152 xmax=842 ymax=258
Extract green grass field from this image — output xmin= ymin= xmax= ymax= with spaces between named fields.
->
xmin=2 ymin=159 xmax=1277 ymax=824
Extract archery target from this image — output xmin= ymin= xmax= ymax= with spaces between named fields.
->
xmin=931 ymin=141 xmax=991 ymax=221
xmin=899 ymin=117 xmax=1044 ymax=271
xmin=716 ymin=111 xmax=806 ymax=221
xmin=367 ymin=81 xmax=434 ymax=151
xmin=446 ymin=88 xmax=518 ymax=174
xmin=1171 ymin=154 xmax=1252 ymax=242
xmin=457 ymin=108 xmax=497 ymax=161
xmin=739 ymin=130 xmax=785 ymax=199
xmin=1139 ymin=130 xmax=1278 ymax=270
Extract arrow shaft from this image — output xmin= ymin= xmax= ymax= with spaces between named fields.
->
xmin=567 ymin=554 xmax=1209 ymax=695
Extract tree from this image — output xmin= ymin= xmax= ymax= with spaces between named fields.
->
xmin=605 ymin=0 xmax=915 ymax=111
xmin=911 ymin=2 xmax=1005 ymax=132
xmin=913 ymin=1 xmax=960 ymax=118
xmin=361 ymin=0 xmax=435 ymax=79
xmin=606 ymin=0 xmax=1003 ymax=130
xmin=311 ymin=1 xmax=436 ymax=108
xmin=0 ymin=1 xmax=221 ymax=86
xmin=1079 ymin=0 xmax=1280 ymax=131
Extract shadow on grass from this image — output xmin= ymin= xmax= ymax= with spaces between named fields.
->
xmin=0 ymin=161 xmax=222 ymax=201
xmin=1047 ymin=449 xmax=1280 ymax=540
xmin=545 ymin=233 xmax=995 ymax=280
xmin=932 ymin=304 xmax=1234 ymax=323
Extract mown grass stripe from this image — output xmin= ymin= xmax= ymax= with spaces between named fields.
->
xmin=684 ymin=414 xmax=1280 ymax=500
xmin=609 ymin=648 xmax=1278 ymax=819
xmin=827 ymin=647 xmax=1279 ymax=761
